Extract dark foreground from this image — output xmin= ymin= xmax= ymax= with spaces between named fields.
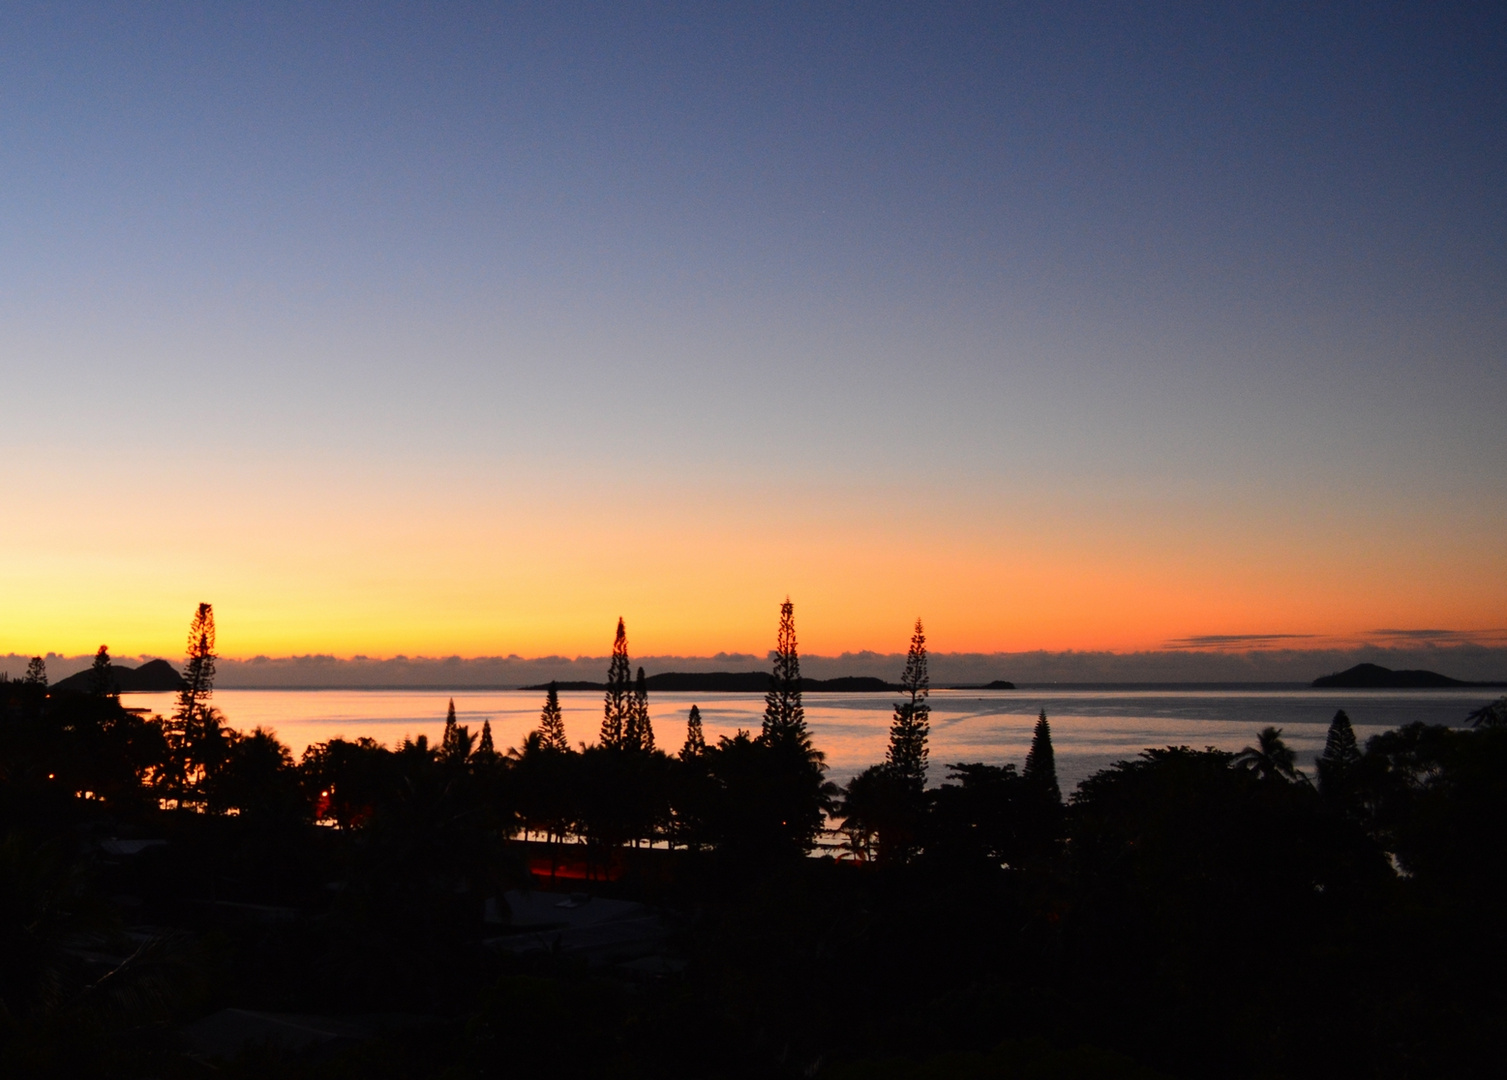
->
xmin=3 ymin=681 xmax=1506 ymax=1077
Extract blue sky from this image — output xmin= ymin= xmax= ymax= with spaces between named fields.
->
xmin=2 ymin=2 xmax=1503 ymax=657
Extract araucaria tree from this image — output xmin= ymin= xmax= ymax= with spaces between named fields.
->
xmin=623 ymin=666 xmax=654 ymax=752
xmin=885 ymin=619 xmax=930 ymax=792
xmin=1316 ymin=710 xmax=1361 ymax=799
xmin=440 ymin=698 xmax=475 ymax=765
xmin=165 ymin=603 xmax=227 ymax=804
xmin=89 ymin=645 xmax=116 ymax=697
xmin=681 ymin=704 xmax=706 ymax=759
xmin=538 ymin=681 xmax=569 ymax=751
xmin=1023 ymin=709 xmax=1061 ymax=804
xmin=762 ymin=598 xmax=807 ymax=746
xmin=601 ymin=618 xmax=632 ymax=748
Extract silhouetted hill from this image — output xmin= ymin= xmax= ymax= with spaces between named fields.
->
xmin=980 ymin=679 xmax=1017 ymax=690
xmin=1313 ymin=662 xmax=1465 ymax=688
xmin=53 ymin=658 xmax=186 ymax=694
xmin=521 ymin=672 xmax=896 ymax=693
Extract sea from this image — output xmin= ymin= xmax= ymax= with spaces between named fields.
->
xmin=122 ymin=686 xmax=1498 ymax=790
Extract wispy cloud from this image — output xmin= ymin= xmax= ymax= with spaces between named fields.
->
xmin=1163 ymin=633 xmax=1319 ymax=650
xmin=1367 ymin=628 xmax=1507 ymax=644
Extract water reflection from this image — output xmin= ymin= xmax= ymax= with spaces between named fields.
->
xmin=122 ymin=687 xmax=1490 ymax=789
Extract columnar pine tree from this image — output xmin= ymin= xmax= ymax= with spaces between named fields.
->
xmin=681 ymin=704 xmax=706 ymax=760
xmin=1023 ymin=710 xmax=1061 ymax=804
xmin=885 ymin=619 xmax=931 ymax=792
xmin=89 ymin=645 xmax=116 ymax=697
xmin=624 ymin=666 xmax=654 ymax=752
xmin=477 ymin=719 xmax=496 ymax=757
xmin=601 ymin=618 xmax=632 ymax=748
xmin=175 ymin=604 xmax=217 ymax=730
xmin=23 ymin=656 xmax=46 ymax=686
xmin=1316 ymin=709 xmax=1362 ymax=797
xmin=440 ymin=698 xmax=474 ymax=764
xmin=538 ymin=682 xmax=569 ymax=751
xmin=167 ymin=603 xmax=223 ymax=804
xmin=762 ymin=598 xmax=807 ymax=745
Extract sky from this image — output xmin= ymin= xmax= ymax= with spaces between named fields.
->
xmin=2 ymin=2 xmax=1504 ymax=662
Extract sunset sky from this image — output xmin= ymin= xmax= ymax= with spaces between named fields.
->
xmin=2 ymin=3 xmax=1503 ymax=661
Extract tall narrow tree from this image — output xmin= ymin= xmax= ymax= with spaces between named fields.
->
xmin=167 ymin=602 xmax=223 ymax=804
xmin=174 ymin=603 xmax=217 ymax=732
xmin=1023 ymin=710 xmax=1061 ymax=804
xmin=477 ymin=719 xmax=496 ymax=758
xmin=538 ymin=682 xmax=569 ymax=751
xmin=89 ymin=645 xmax=116 ymax=697
xmin=1315 ymin=708 xmax=1361 ymax=798
xmin=624 ymin=666 xmax=655 ymax=752
xmin=885 ymin=619 xmax=931 ymax=792
xmin=440 ymin=698 xmax=474 ymax=764
xmin=681 ymin=704 xmax=706 ymax=760
xmin=762 ymin=598 xmax=807 ymax=745
xmin=23 ymin=656 xmax=46 ymax=686
xmin=601 ymin=618 xmax=632 ymax=748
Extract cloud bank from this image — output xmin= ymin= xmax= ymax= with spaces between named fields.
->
xmin=8 ymin=644 xmax=1507 ymax=688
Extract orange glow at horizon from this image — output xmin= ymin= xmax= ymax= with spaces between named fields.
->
xmin=3 ymin=455 xmax=1503 ymax=661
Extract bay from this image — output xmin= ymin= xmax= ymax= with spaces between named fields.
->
xmin=122 ymin=686 xmax=1496 ymax=790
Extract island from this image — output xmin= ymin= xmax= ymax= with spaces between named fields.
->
xmin=1313 ymin=662 xmax=1466 ymax=689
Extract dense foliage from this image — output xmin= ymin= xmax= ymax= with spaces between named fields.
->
xmin=2 ymin=610 xmax=1505 ymax=1077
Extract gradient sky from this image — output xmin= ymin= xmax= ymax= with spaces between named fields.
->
xmin=2 ymin=2 xmax=1504 ymax=660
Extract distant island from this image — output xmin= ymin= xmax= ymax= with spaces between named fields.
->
xmin=52 ymin=658 xmax=186 ymax=694
xmin=1311 ymin=662 xmax=1506 ymax=689
xmin=522 ymin=671 xmax=897 ymax=693
xmin=979 ymin=679 xmax=1017 ymax=690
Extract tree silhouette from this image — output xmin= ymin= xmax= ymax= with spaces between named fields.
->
xmin=1023 ymin=710 xmax=1060 ymax=804
xmin=476 ymin=719 xmax=496 ymax=758
xmin=1234 ymin=726 xmax=1303 ymax=784
xmin=1466 ymin=696 xmax=1507 ymax=728
xmin=164 ymin=603 xmax=227 ymax=806
xmin=625 ymin=666 xmax=654 ymax=751
xmin=22 ymin=656 xmax=46 ymax=686
xmin=885 ymin=619 xmax=930 ymax=793
xmin=1316 ymin=709 xmax=1361 ymax=799
xmin=704 ymin=729 xmax=834 ymax=859
xmin=601 ymin=618 xmax=632 ymax=748
xmin=177 ymin=603 xmax=216 ymax=717
xmin=838 ymin=763 xmax=917 ymax=863
xmin=681 ymin=704 xmax=706 ymax=760
xmin=538 ymin=682 xmax=569 ymax=752
xmin=207 ymin=726 xmax=304 ymax=821
xmin=88 ymin=645 xmax=116 ymax=698
xmin=927 ymin=761 xmax=1026 ymax=868
xmin=762 ymin=598 xmax=807 ymax=746
xmin=440 ymin=699 xmax=474 ymax=765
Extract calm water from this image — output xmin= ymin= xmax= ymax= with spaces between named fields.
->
xmin=123 ymin=687 xmax=1496 ymax=790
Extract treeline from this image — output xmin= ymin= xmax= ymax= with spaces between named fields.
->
xmin=4 ymin=602 xmax=1507 ymax=1078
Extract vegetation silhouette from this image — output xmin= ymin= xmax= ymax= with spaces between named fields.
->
xmin=2 ymin=604 xmax=1506 ymax=1077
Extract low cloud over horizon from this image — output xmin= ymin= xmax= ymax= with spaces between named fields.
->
xmin=10 ymin=643 xmax=1507 ymax=689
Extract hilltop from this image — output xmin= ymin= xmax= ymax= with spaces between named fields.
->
xmin=1313 ymin=662 xmax=1466 ymax=688
xmin=52 ymin=658 xmax=186 ymax=694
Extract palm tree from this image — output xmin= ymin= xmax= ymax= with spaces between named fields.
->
xmin=1233 ymin=726 xmax=1305 ymax=784
xmin=1466 ymin=696 xmax=1507 ymax=728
